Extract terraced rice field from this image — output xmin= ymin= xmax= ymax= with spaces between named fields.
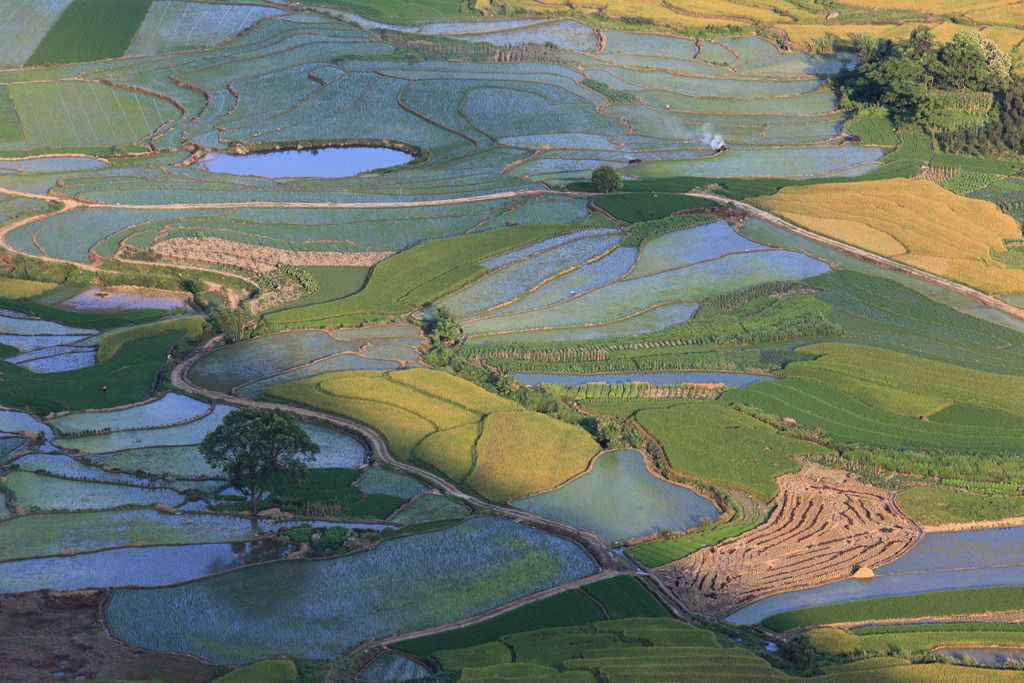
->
xmin=106 ymin=517 xmax=596 ymax=662
xmin=0 ymin=10 xmax=884 ymax=278
xmin=731 ymin=526 xmax=1024 ymax=625
xmin=657 ymin=468 xmax=919 ymax=618
xmin=187 ymin=324 xmax=423 ymax=396
xmin=760 ymin=178 xmax=1024 ymax=294
xmin=267 ymin=368 xmax=599 ymax=501
xmin=126 ymin=2 xmax=283 ymax=56
xmin=449 ymin=220 xmax=830 ymax=343
xmin=0 ymin=307 xmax=97 ymax=373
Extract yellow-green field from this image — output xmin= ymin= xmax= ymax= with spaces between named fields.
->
xmin=267 ymin=369 xmax=598 ymax=501
xmin=0 ymin=278 xmax=57 ymax=299
xmin=759 ymin=179 xmax=1024 ymax=294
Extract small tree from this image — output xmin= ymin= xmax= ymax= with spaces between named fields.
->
xmin=591 ymin=164 xmax=623 ymax=193
xmin=199 ymin=407 xmax=320 ymax=516
xmin=429 ymin=305 xmax=462 ymax=347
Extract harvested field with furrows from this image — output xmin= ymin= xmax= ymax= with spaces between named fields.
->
xmin=148 ymin=237 xmax=392 ymax=272
xmin=656 ymin=466 xmax=919 ymax=618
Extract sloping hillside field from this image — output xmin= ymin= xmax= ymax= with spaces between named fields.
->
xmin=5 ymin=1 xmax=1024 ymax=680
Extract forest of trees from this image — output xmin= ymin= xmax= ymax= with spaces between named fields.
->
xmin=837 ymin=27 xmax=1023 ymax=156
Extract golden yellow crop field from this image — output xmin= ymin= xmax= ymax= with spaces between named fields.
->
xmin=970 ymin=3 xmax=1024 ymax=24
xmin=469 ymin=411 xmax=598 ymax=502
xmin=759 ymin=178 xmax=1024 ymax=294
xmin=267 ymin=369 xmax=599 ymax=502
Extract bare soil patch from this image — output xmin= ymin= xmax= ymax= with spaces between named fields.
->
xmin=0 ymin=589 xmax=216 ymax=682
xmin=149 ymin=236 xmax=392 ymax=273
xmin=656 ymin=466 xmax=920 ymax=618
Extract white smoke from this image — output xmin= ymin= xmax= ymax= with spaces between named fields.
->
xmin=700 ymin=123 xmax=725 ymax=150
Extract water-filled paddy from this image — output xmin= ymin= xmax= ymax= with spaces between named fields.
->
xmin=198 ymin=146 xmax=415 ymax=178
xmin=0 ymin=541 xmax=282 ymax=594
xmin=55 ymin=287 xmax=193 ymax=312
xmin=55 ymin=405 xmax=235 ymax=453
xmin=513 ymin=449 xmax=718 ymax=542
xmin=188 ymin=326 xmax=421 ymax=395
xmin=513 ymin=371 xmax=773 ymax=388
xmin=4 ymin=471 xmax=184 ymax=511
xmin=728 ymin=527 xmax=1024 ymax=624
xmin=107 ymin=517 xmax=595 ymax=662
xmin=49 ymin=393 xmax=212 ymax=434
xmin=0 ymin=509 xmax=287 ymax=562
xmin=359 ymin=653 xmax=431 ymax=681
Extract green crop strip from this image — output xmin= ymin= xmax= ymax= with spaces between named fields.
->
xmin=26 ymin=0 xmax=154 ymax=67
xmin=763 ymin=586 xmax=1024 ymax=632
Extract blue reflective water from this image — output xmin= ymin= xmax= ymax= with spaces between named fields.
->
xmin=728 ymin=527 xmax=1024 ymax=624
xmin=198 ymin=146 xmax=414 ymax=178
xmin=513 ymin=371 xmax=773 ymax=388
xmin=513 ymin=449 xmax=718 ymax=542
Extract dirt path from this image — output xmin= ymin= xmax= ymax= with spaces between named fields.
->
xmin=173 ymin=336 xmax=622 ymax=570
xmin=691 ymin=192 xmax=1024 ymax=323
xmin=0 ymin=184 xmax=565 ymax=279
xmin=168 ymin=337 xmax=667 ymax=651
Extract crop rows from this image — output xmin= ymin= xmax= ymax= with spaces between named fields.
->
xmin=267 ymin=368 xmax=598 ymax=502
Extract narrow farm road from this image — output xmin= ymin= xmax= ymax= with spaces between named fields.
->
xmin=173 ymin=336 xmax=636 ymax=555
xmin=0 ymin=184 xmax=568 ymax=275
xmin=0 ymin=184 xmax=556 ymax=210
xmin=170 ymin=337 xmax=673 ymax=655
xmin=694 ymin=192 xmax=1024 ymax=323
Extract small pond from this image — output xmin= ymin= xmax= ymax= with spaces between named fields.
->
xmin=513 ymin=371 xmax=773 ymax=388
xmin=727 ymin=526 xmax=1024 ymax=625
xmin=198 ymin=146 xmax=415 ymax=178
xmin=56 ymin=288 xmax=193 ymax=313
xmin=512 ymin=449 xmax=719 ymax=542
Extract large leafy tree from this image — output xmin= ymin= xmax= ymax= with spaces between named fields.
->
xmin=591 ymin=164 xmax=623 ymax=193
xmin=200 ymin=407 xmax=320 ymax=516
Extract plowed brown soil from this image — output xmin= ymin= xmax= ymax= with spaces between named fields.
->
xmin=655 ymin=466 xmax=920 ymax=618
xmin=0 ymin=589 xmax=216 ymax=682
xmin=150 ymin=236 xmax=392 ymax=273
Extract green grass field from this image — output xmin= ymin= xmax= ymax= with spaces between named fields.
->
xmin=25 ymin=0 xmax=153 ymax=66
xmin=593 ymin=193 xmax=715 ymax=223
xmin=394 ymin=589 xmax=607 ymax=657
xmin=727 ymin=378 xmax=1024 ymax=456
xmin=626 ymin=522 xmax=759 ymax=567
xmin=9 ymin=80 xmax=178 ymax=148
xmin=898 ymin=486 xmax=1024 ymax=526
xmin=0 ymin=330 xmax=183 ymax=415
xmin=635 ymin=402 xmax=822 ymax=499
xmin=262 ymin=223 xmax=579 ymax=330
xmin=265 ymin=266 xmax=369 ymax=314
xmin=0 ymin=86 xmax=24 ymax=142
xmin=854 ymin=626 xmax=1024 ymax=656
xmin=95 ymin=315 xmax=203 ymax=363
xmin=762 ymin=586 xmax=1024 ymax=631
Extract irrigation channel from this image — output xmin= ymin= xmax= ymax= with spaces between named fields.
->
xmin=169 ymin=337 xmax=692 ymax=652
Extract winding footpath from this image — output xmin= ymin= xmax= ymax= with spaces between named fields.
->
xmin=169 ymin=337 xmax=678 ymax=653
